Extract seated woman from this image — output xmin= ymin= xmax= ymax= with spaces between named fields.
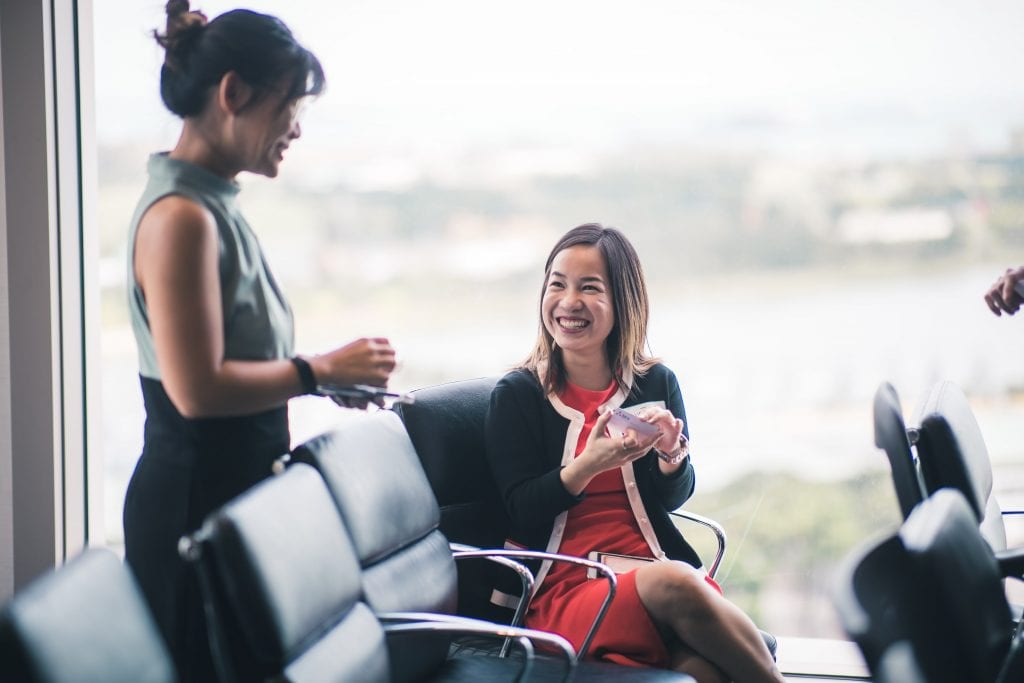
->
xmin=485 ymin=223 xmax=783 ymax=683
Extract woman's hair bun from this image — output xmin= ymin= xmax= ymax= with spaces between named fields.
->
xmin=155 ymin=0 xmax=208 ymax=72
xmin=154 ymin=6 xmax=324 ymax=119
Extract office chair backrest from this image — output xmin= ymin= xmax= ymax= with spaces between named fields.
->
xmin=392 ymin=376 xmax=510 ymax=620
xmin=915 ymin=380 xmax=1007 ymax=551
xmin=901 ymin=488 xmax=1014 ymax=683
xmin=290 ymin=411 xmax=457 ymax=681
xmin=833 ymin=532 xmax=957 ymax=683
xmin=873 ymin=382 xmax=925 ymax=519
xmin=0 ymin=548 xmax=176 ymax=683
xmin=189 ymin=463 xmax=389 ymax=682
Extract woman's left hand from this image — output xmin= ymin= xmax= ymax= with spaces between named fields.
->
xmin=635 ymin=407 xmax=684 ymax=454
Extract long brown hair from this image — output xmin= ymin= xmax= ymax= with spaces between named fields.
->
xmin=520 ymin=223 xmax=658 ymax=395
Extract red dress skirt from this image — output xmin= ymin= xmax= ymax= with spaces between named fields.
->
xmin=524 ymin=380 xmax=719 ymax=668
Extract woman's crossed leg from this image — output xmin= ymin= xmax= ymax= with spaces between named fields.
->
xmin=635 ymin=561 xmax=785 ymax=683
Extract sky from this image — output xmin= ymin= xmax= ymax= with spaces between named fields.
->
xmin=93 ymin=1 xmax=1024 ymax=159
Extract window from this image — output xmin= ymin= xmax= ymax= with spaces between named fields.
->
xmin=93 ymin=0 xmax=1024 ymax=648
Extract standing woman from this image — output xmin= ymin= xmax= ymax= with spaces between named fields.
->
xmin=485 ymin=224 xmax=782 ymax=683
xmin=123 ymin=2 xmax=396 ymax=679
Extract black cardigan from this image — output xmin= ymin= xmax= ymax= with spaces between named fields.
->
xmin=484 ymin=364 xmax=702 ymax=569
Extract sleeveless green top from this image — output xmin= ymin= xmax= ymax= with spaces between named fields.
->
xmin=127 ymin=153 xmax=295 ymax=379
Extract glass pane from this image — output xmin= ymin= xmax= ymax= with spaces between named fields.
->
xmin=94 ymin=0 xmax=1024 ymax=642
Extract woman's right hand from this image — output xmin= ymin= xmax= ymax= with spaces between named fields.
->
xmin=310 ymin=337 xmax=396 ymax=388
xmin=560 ymin=409 xmax=660 ymax=495
xmin=985 ymin=266 xmax=1024 ymax=316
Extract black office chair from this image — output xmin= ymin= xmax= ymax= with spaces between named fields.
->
xmin=0 ymin=547 xmax=176 ymax=683
xmin=832 ymin=530 xmax=952 ymax=683
xmin=914 ymin=380 xmax=1018 ymax=551
xmin=181 ymin=461 xmax=570 ymax=683
xmin=901 ymin=488 xmax=1024 ymax=682
xmin=835 ymin=488 xmax=1024 ymax=683
xmin=179 ymin=463 xmax=390 ymax=682
xmin=290 ymin=411 xmax=699 ymax=682
xmin=391 ymin=377 xmax=511 ymax=623
xmin=872 ymin=381 xmax=927 ymax=520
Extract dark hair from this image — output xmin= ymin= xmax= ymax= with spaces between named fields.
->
xmin=521 ymin=223 xmax=658 ymax=395
xmin=154 ymin=0 xmax=325 ymax=118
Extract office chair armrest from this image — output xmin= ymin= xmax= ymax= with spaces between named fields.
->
xmin=448 ymin=548 xmax=615 ymax=660
xmin=378 ymin=611 xmax=577 ymax=683
xmin=670 ymin=509 xmax=727 ymax=579
xmin=450 ymin=543 xmax=535 ymax=657
xmin=450 ymin=544 xmax=536 ymax=626
xmin=996 ymin=547 xmax=1024 ymax=580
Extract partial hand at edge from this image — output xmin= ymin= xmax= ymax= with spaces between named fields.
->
xmin=985 ymin=266 xmax=1024 ymax=316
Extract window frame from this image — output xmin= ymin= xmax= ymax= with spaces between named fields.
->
xmin=0 ymin=0 xmax=98 ymax=598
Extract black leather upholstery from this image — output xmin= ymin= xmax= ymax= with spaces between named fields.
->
xmin=0 ymin=548 xmax=176 ymax=683
xmin=915 ymin=380 xmax=1008 ymax=550
xmin=392 ymin=377 xmax=511 ymax=621
xmin=290 ymin=411 xmax=457 ymax=681
xmin=901 ymin=489 xmax=1015 ymax=682
xmin=186 ymin=463 xmax=390 ymax=682
xmin=833 ymin=531 xmax=953 ymax=683
xmin=392 ymin=377 xmax=505 ymax=542
xmin=872 ymin=382 xmax=925 ymax=519
xmin=835 ymin=488 xmax=1022 ymax=683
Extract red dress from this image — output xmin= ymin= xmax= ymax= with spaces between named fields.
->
xmin=524 ymin=380 xmax=668 ymax=667
xmin=524 ymin=380 xmax=720 ymax=668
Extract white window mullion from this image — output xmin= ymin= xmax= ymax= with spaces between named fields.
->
xmin=0 ymin=0 xmax=90 ymax=597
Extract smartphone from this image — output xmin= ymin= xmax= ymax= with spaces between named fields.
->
xmin=606 ymin=407 xmax=660 ymax=439
xmin=315 ymin=383 xmax=416 ymax=405
xmin=586 ymin=551 xmax=656 ymax=578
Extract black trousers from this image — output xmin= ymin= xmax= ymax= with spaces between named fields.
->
xmin=123 ymin=376 xmax=289 ymax=682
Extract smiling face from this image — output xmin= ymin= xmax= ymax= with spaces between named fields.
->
xmin=235 ymin=89 xmax=303 ymax=178
xmin=542 ymin=244 xmax=616 ymax=363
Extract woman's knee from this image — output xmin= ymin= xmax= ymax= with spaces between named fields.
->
xmin=635 ymin=562 xmax=716 ymax=621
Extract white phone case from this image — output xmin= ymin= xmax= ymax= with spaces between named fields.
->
xmin=606 ymin=407 xmax=660 ymax=439
xmin=586 ymin=550 xmax=656 ymax=578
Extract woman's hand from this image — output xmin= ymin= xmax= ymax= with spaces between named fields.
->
xmin=561 ymin=409 xmax=661 ymax=495
xmin=985 ymin=266 xmax=1024 ymax=316
xmin=635 ymin=406 xmax=684 ymax=454
xmin=635 ymin=406 xmax=687 ymax=474
xmin=310 ymin=337 xmax=397 ymax=389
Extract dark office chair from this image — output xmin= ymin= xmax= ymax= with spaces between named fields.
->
xmin=181 ymin=461 xmax=572 ymax=683
xmin=901 ymin=488 xmax=1024 ymax=682
xmin=834 ymin=488 xmax=1024 ymax=683
xmin=872 ymin=381 xmax=926 ymax=520
xmin=290 ymin=411 xmax=698 ymax=682
xmin=391 ymin=376 xmax=510 ymax=622
xmin=179 ymin=463 xmax=390 ymax=682
xmin=832 ymin=531 xmax=952 ymax=683
xmin=0 ymin=547 xmax=176 ymax=683
xmin=914 ymin=380 xmax=1016 ymax=551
